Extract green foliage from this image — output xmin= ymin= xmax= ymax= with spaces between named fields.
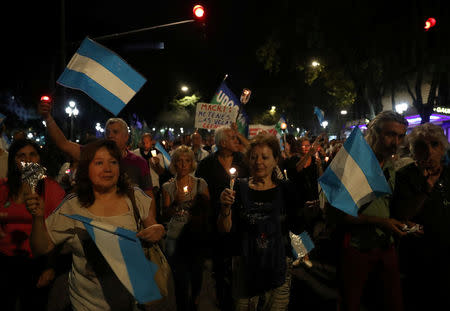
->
xmin=172 ymin=94 xmax=201 ymax=108
xmin=256 ymin=36 xmax=281 ymax=74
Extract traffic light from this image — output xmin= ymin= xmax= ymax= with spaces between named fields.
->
xmin=193 ymin=4 xmax=205 ymax=19
xmin=424 ymin=17 xmax=437 ymax=31
xmin=40 ymin=95 xmax=52 ymax=103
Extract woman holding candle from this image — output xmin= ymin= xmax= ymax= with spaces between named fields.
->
xmin=219 ymin=133 xmax=304 ymax=310
xmin=161 ymin=145 xmax=211 ymax=310
xmin=0 ymin=139 xmax=65 ymax=311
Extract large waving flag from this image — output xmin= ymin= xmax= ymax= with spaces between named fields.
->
xmin=210 ymin=81 xmax=248 ymax=135
xmin=63 ymin=214 xmax=161 ymax=304
xmin=314 ymin=106 xmax=325 ymax=124
xmin=57 ymin=37 xmax=147 ymax=116
xmin=318 ymin=127 xmax=391 ymax=217
xmin=154 ymin=141 xmax=171 ymax=169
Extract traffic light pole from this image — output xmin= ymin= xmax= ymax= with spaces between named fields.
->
xmin=93 ymin=19 xmax=195 ymax=42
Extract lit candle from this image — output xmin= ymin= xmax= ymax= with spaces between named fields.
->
xmin=162 ymin=140 xmax=166 ymax=146
xmin=229 ymin=167 xmax=237 ymax=189
xmin=325 ymin=156 xmax=329 ymax=162
xmin=183 ymin=186 xmax=188 ymax=194
xmin=151 ymin=150 xmax=157 ymax=157
xmin=283 ymin=169 xmax=288 ymax=180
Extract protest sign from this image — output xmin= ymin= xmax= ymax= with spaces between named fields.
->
xmin=194 ymin=102 xmax=239 ymax=130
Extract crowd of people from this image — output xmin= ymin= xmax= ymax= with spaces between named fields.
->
xmin=0 ymin=101 xmax=448 ymax=311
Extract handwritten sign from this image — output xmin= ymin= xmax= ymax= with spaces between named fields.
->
xmin=195 ymin=102 xmax=239 ymax=130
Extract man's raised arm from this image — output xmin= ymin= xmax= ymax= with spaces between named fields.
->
xmin=38 ymin=100 xmax=81 ymax=161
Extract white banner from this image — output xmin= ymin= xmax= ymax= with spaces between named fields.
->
xmin=248 ymin=124 xmax=278 ymax=137
xmin=194 ymin=102 xmax=239 ymax=130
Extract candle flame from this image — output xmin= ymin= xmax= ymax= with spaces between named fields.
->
xmin=183 ymin=186 xmax=188 ymax=193
xmin=229 ymin=167 xmax=236 ymax=175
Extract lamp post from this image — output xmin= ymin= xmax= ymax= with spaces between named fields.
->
xmin=65 ymin=100 xmax=79 ymax=141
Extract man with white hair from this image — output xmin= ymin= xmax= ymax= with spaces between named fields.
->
xmin=38 ymin=103 xmax=152 ymax=194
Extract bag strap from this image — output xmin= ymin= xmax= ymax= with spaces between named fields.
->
xmin=128 ymin=188 xmax=144 ymax=231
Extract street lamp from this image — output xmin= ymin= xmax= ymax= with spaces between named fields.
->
xmin=65 ymin=100 xmax=79 ymax=141
xmin=181 ymin=85 xmax=189 ymax=92
xmin=340 ymin=110 xmax=348 ymax=115
xmin=269 ymin=106 xmax=276 ymax=115
xmin=312 ymin=60 xmax=320 ymax=67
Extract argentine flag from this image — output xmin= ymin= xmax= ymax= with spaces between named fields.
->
xmin=57 ymin=37 xmax=147 ymax=116
xmin=318 ymin=127 xmax=391 ymax=217
xmin=63 ymin=214 xmax=161 ymax=304
xmin=314 ymin=106 xmax=325 ymax=124
xmin=155 ymin=141 xmax=171 ymax=169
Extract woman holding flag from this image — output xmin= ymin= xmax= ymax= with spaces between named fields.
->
xmin=24 ymin=139 xmax=166 ymax=311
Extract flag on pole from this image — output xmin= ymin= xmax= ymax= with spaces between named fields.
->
xmin=314 ymin=107 xmax=325 ymax=124
xmin=154 ymin=141 xmax=171 ymax=169
xmin=318 ymin=127 xmax=391 ymax=217
xmin=57 ymin=37 xmax=147 ymax=116
xmin=210 ymin=81 xmax=248 ymax=135
xmin=63 ymin=214 xmax=161 ymax=304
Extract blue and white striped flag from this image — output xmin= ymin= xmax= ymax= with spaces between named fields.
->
xmin=155 ymin=141 xmax=171 ymax=169
xmin=63 ymin=214 xmax=161 ymax=304
xmin=290 ymin=231 xmax=315 ymax=259
xmin=57 ymin=37 xmax=147 ymax=116
xmin=318 ymin=127 xmax=391 ymax=217
xmin=314 ymin=106 xmax=325 ymax=124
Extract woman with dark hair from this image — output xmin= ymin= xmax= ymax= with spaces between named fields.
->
xmin=219 ymin=133 xmax=304 ymax=310
xmin=0 ymin=139 xmax=65 ymax=311
xmin=24 ymin=139 xmax=166 ymax=311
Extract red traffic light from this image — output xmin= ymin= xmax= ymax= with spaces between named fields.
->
xmin=424 ymin=17 xmax=437 ymax=31
xmin=193 ymin=5 xmax=205 ymax=19
xmin=40 ymin=95 xmax=52 ymax=103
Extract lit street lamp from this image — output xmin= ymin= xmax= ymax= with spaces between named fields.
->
xmin=312 ymin=60 xmax=320 ymax=67
xmin=65 ymin=100 xmax=79 ymax=141
xmin=181 ymin=85 xmax=189 ymax=92
xmin=340 ymin=110 xmax=348 ymax=115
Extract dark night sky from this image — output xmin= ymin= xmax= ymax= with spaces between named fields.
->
xmin=0 ymin=0 xmax=267 ymax=127
xmin=0 ymin=0 xmax=447 ymax=132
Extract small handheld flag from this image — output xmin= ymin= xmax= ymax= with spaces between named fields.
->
xmin=154 ymin=142 xmax=171 ymax=169
xmin=318 ymin=127 xmax=391 ymax=217
xmin=314 ymin=107 xmax=325 ymax=124
xmin=63 ymin=214 xmax=161 ymax=304
xmin=57 ymin=37 xmax=147 ymax=116
xmin=290 ymin=231 xmax=315 ymax=259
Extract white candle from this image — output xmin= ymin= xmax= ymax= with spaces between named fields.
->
xmin=151 ymin=150 xmax=157 ymax=157
xmin=229 ymin=167 xmax=237 ymax=189
xmin=283 ymin=169 xmax=288 ymax=180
